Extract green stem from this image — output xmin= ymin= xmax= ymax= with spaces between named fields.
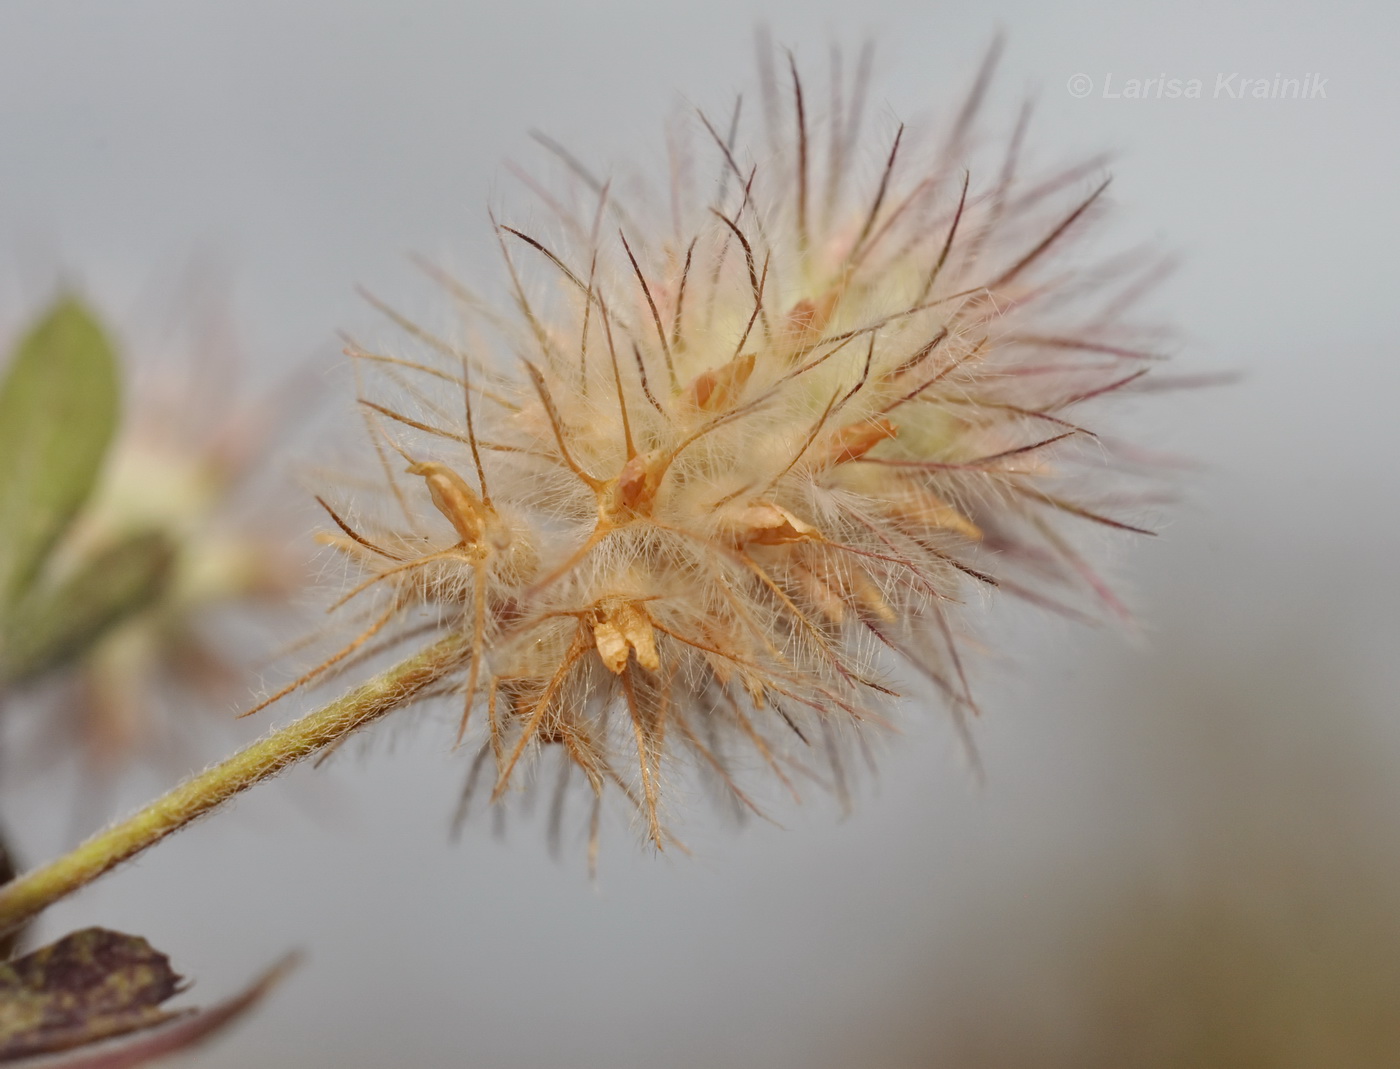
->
xmin=0 ymin=632 xmax=468 ymax=936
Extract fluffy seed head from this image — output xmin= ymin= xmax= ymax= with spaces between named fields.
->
xmin=303 ymin=42 xmax=1169 ymax=854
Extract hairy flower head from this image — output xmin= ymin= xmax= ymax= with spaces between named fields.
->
xmin=26 ymin=302 xmax=307 ymax=790
xmin=288 ymin=43 xmax=1169 ymax=855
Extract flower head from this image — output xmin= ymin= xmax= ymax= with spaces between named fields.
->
xmin=293 ymin=43 xmax=1167 ymax=854
xmin=20 ymin=298 xmax=307 ymax=791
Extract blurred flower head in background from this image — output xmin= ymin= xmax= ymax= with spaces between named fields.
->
xmin=0 ymin=284 xmax=310 ymax=823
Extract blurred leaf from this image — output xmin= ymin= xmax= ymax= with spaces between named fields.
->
xmin=0 ymin=950 xmax=296 ymax=1069
xmin=0 ymin=831 xmax=19 ymax=961
xmin=0 ymin=928 xmax=180 ymax=1060
xmin=0 ymin=298 xmax=121 ymax=612
xmin=0 ymin=928 xmax=294 ymax=1066
xmin=0 ymin=531 xmax=176 ymax=688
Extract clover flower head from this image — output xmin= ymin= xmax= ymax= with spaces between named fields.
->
xmin=48 ymin=307 xmax=304 ymax=781
xmin=290 ymin=41 xmax=1168 ymax=856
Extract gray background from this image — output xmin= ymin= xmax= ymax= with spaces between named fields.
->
xmin=3 ymin=1 xmax=1398 ymax=1066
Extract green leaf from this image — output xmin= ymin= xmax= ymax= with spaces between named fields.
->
xmin=0 ymin=825 xmax=19 ymax=961
xmin=0 ymin=530 xmax=176 ymax=688
xmin=0 ymin=297 xmax=121 ymax=612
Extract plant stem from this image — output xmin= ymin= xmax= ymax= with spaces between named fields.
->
xmin=0 ymin=631 xmax=468 ymax=936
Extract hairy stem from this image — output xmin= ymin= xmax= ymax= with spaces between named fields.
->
xmin=0 ymin=631 xmax=469 ymax=936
